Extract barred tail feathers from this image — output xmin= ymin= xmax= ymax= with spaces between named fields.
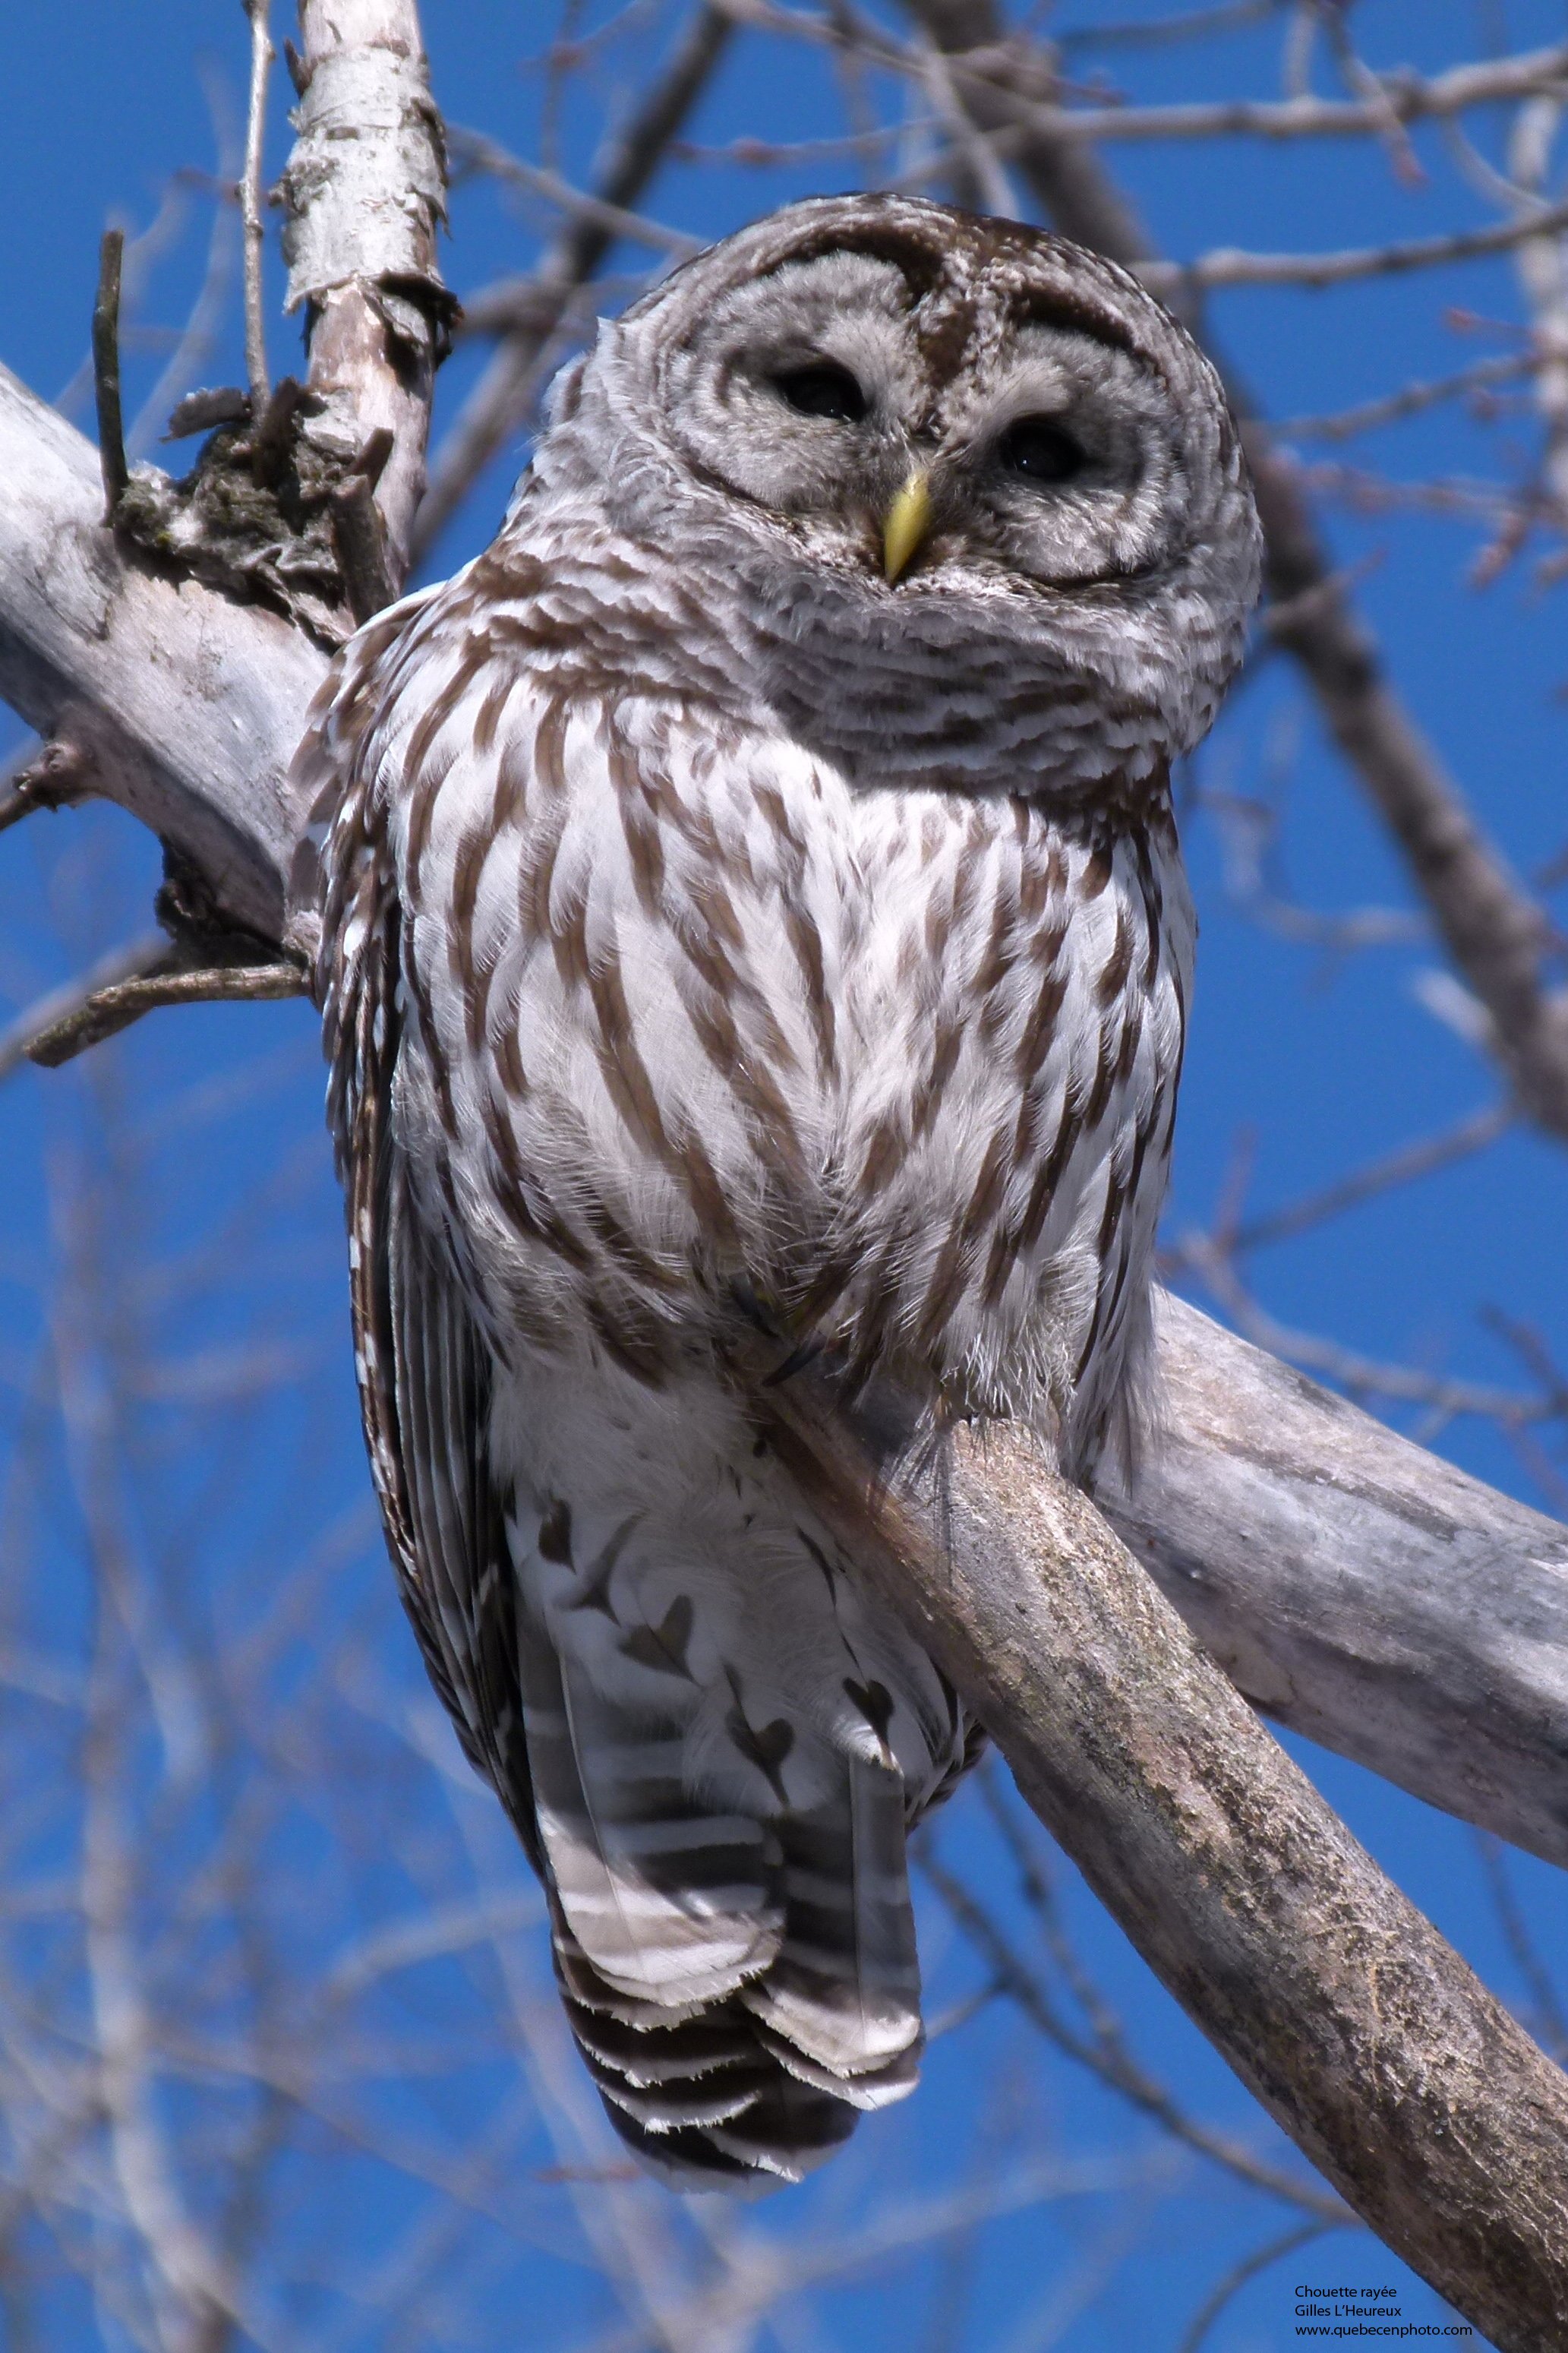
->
xmin=497 ymin=1391 xmax=959 ymax=2186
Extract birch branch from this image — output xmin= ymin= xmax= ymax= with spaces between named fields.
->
xmin=282 ymin=0 xmax=453 ymax=583
xmin=241 ymin=0 xmax=274 ymax=414
xmin=754 ymin=1360 xmax=1568 ymax=2353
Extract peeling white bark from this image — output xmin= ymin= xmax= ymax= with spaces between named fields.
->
xmin=283 ymin=0 xmax=450 ymax=574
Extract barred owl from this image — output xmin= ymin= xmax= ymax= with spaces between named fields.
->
xmin=299 ymin=195 xmax=1260 ymax=2188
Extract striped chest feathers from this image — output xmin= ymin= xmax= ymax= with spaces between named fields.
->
xmin=394 ymin=680 xmax=1191 ymax=1409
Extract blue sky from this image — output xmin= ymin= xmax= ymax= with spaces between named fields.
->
xmin=2 ymin=6 xmax=1566 ymax=2349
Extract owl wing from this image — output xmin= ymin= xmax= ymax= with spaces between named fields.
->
xmin=301 ymin=609 xmax=538 ymax=1852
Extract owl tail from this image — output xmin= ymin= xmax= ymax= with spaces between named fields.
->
xmin=504 ymin=1478 xmax=936 ymax=2187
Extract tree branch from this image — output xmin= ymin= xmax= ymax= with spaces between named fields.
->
xmin=282 ymin=0 xmax=453 ymax=583
xmin=754 ymin=1357 xmax=1568 ymax=2353
xmin=1141 ymin=197 xmax=1568 ymax=295
xmin=0 ymin=362 xmax=327 ymax=952
xmin=5 ymin=949 xmax=306 ymax=1077
xmin=241 ymin=0 xmax=274 ymax=415
xmin=986 ymin=40 xmax=1568 ymax=147
xmin=1106 ymin=1292 xmax=1568 ymax=1871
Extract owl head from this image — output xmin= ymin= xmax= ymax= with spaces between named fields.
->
xmin=532 ymin=195 xmax=1262 ymax=795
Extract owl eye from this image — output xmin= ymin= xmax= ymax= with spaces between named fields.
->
xmin=771 ymin=362 xmax=869 ymax=424
xmin=996 ymin=417 xmax=1085 ymax=485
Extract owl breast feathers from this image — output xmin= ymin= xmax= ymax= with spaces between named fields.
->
xmin=301 ymin=194 xmax=1260 ymax=2188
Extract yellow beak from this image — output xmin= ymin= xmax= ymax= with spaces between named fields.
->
xmin=882 ymin=469 xmax=933 ymax=584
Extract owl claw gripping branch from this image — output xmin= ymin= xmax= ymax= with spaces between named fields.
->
xmin=301 ymin=196 xmax=1261 ymax=2188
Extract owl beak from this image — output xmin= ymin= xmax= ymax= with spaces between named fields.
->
xmin=882 ymin=469 xmax=933 ymax=584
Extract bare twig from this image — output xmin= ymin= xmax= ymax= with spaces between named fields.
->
xmin=1036 ymin=41 xmax=1568 ymax=145
xmin=1197 ymin=779 xmax=1428 ymax=953
xmin=24 ymin=957 xmax=306 ymax=1073
xmin=449 ymin=129 xmax=702 ymax=261
xmin=1164 ymin=1232 xmax=1547 ymax=1423
xmin=1142 ymin=197 xmax=1568 ymax=298
xmin=1227 ymin=1103 xmax=1513 ymax=1254
xmin=0 ymin=737 xmax=91 ymax=836
xmin=1472 ymin=1832 xmax=1568 ymax=2067
xmin=128 ymin=83 xmax=245 ymax=459
xmin=912 ymin=37 xmax=1020 ymax=218
xmin=1276 ymin=352 xmax=1536 ymax=443
xmin=0 ymin=917 xmax=305 ymax=1084
xmin=92 ymin=230 xmax=128 ymax=518
xmin=717 ymin=7 xmax=1568 ymax=160
xmin=241 ymin=0 xmax=273 ymax=415
xmin=1056 ymin=1 xmax=1289 ymax=54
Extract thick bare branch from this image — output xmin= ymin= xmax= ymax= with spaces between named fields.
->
xmin=0 ymin=363 xmax=327 ymax=951
xmin=1107 ymin=1293 xmax=1568 ymax=1874
xmin=756 ymin=1359 xmax=1568 ymax=2353
xmin=282 ymin=0 xmax=451 ymax=583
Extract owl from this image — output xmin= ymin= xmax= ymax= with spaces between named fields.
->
xmin=299 ymin=194 xmax=1260 ymax=2188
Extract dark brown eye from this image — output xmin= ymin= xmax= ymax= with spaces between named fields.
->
xmin=771 ymin=362 xmax=868 ymax=424
xmin=997 ymin=417 xmax=1084 ymax=485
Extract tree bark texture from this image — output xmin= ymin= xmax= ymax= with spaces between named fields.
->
xmin=283 ymin=0 xmax=450 ymax=577
xmin=1110 ymin=1293 xmax=1568 ymax=1872
xmin=756 ymin=1365 xmax=1568 ymax=2353
xmin=0 ymin=362 xmax=323 ymax=949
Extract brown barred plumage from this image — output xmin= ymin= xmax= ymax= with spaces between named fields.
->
xmin=301 ymin=196 xmax=1260 ymax=2187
